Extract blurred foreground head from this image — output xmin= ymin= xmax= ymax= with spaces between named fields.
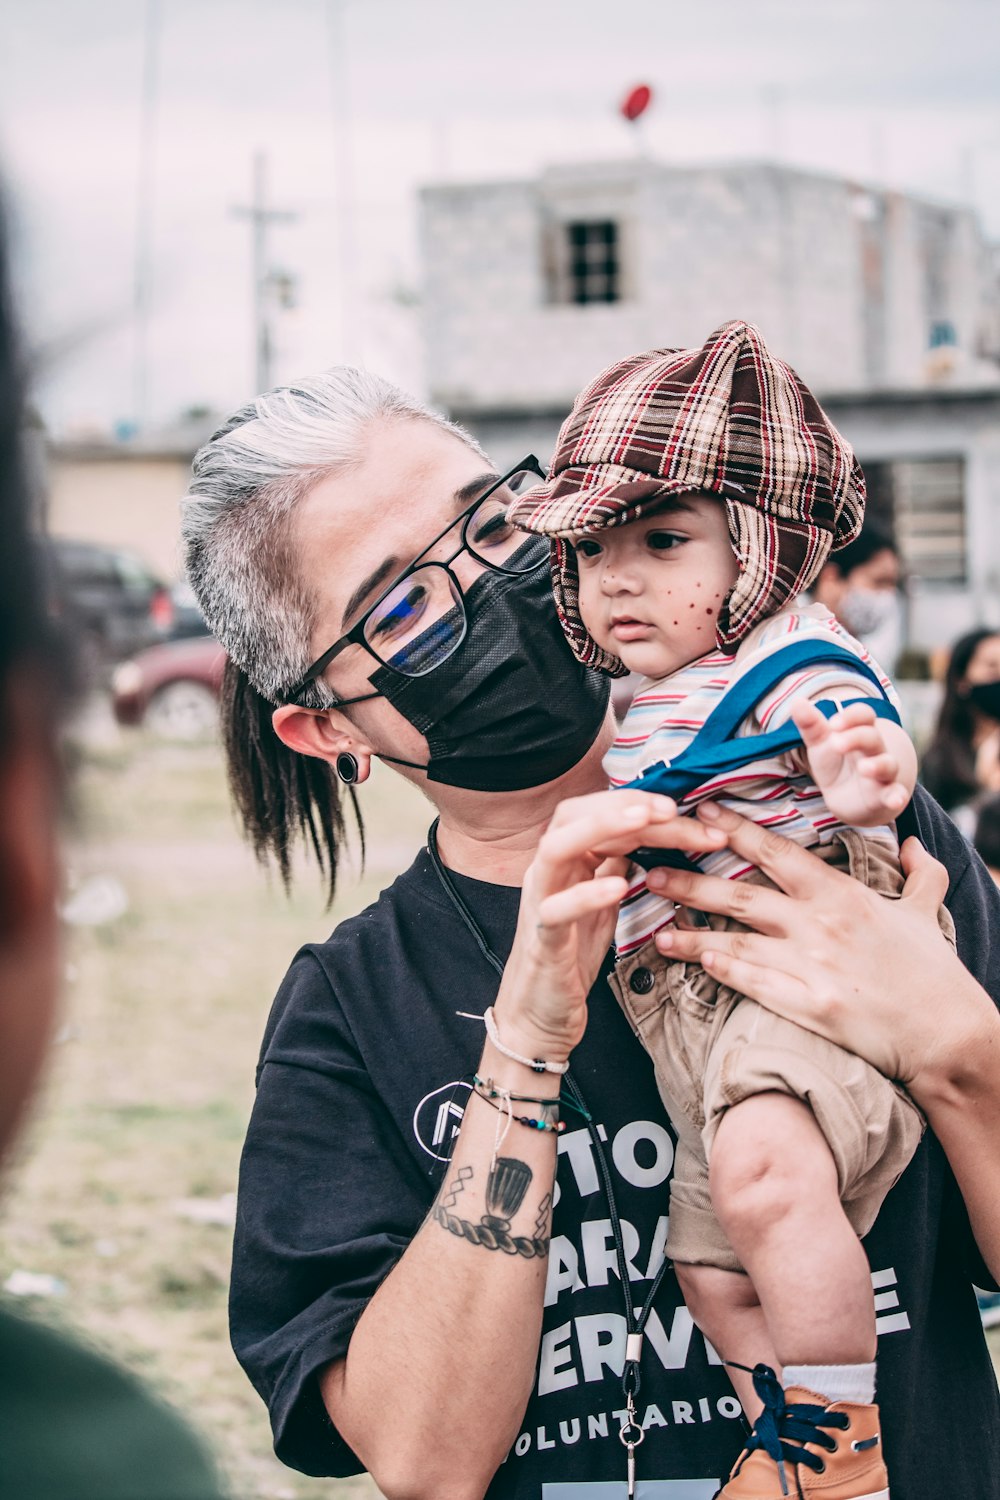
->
xmin=0 ymin=200 xmax=63 ymax=1161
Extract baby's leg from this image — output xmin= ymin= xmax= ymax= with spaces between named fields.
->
xmin=674 ymin=1262 xmax=778 ymax=1419
xmin=710 ymin=1091 xmax=876 ymax=1366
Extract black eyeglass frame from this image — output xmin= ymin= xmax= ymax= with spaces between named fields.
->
xmin=284 ymin=454 xmax=547 ymax=705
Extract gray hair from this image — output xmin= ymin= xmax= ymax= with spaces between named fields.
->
xmin=181 ymin=368 xmax=486 ymax=707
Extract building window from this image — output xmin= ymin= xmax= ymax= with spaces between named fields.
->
xmin=863 ymin=456 xmax=966 ymax=585
xmin=546 ymin=220 xmax=622 ymax=305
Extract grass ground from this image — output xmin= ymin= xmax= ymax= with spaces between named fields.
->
xmin=0 ymin=721 xmax=432 ymax=1500
xmin=1 ymin=717 xmax=997 ymax=1498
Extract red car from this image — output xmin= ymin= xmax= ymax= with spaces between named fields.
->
xmin=111 ymin=636 xmax=227 ymax=740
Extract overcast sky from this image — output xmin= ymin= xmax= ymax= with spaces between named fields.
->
xmin=1 ymin=0 xmax=999 ymax=437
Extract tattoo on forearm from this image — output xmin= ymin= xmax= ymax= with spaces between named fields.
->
xmin=432 ymin=1157 xmax=550 ymax=1258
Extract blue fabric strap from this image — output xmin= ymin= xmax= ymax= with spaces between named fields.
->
xmin=620 ymin=640 xmax=901 ymax=872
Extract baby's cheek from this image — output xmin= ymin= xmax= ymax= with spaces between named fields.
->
xmin=576 ymin=578 xmax=607 ymax=641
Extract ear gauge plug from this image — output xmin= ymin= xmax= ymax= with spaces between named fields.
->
xmin=336 ymin=753 xmax=360 ymax=785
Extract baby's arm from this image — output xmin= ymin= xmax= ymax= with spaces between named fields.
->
xmin=790 ymin=698 xmax=917 ymax=825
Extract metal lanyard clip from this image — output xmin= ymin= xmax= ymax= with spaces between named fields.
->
xmin=619 ymin=1387 xmax=645 ymax=1499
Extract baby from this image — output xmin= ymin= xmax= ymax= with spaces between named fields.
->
xmin=509 ymin=320 xmax=954 ymax=1500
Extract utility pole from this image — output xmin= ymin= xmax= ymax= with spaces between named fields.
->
xmin=232 ymin=152 xmax=298 ymax=394
xmin=327 ymin=0 xmax=358 ymax=363
xmin=132 ymin=0 xmax=160 ymax=434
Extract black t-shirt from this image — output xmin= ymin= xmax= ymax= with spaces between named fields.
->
xmin=230 ymin=786 xmax=1000 ymax=1499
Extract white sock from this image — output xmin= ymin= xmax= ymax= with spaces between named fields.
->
xmin=782 ymin=1362 xmax=876 ymax=1405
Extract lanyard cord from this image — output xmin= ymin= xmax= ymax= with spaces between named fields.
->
xmin=427 ymin=818 xmax=671 ymax=1403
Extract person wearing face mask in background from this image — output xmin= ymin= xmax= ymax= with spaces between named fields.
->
xmin=921 ymin=628 xmax=1000 ymax=836
xmin=810 ymin=523 xmax=904 ymax=675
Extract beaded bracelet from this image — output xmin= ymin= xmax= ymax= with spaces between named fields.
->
xmin=473 ymin=1080 xmax=567 ymax=1134
xmin=472 ymin=1074 xmax=559 ymax=1106
xmin=471 ymin=1074 xmax=591 ymax=1120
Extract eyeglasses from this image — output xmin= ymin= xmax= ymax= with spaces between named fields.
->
xmin=286 ymin=456 xmax=547 ymax=704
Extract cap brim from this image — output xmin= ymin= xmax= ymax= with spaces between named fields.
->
xmin=508 ymin=464 xmax=741 ymax=538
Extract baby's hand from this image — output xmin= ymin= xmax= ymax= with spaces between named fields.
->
xmin=791 ymin=699 xmax=912 ymax=826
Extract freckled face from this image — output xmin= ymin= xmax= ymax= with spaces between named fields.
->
xmin=570 ymin=494 xmax=740 ymax=679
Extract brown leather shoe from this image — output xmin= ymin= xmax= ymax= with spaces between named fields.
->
xmin=717 ymin=1366 xmax=888 ymax=1499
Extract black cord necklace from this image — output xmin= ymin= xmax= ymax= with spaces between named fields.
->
xmin=427 ymin=818 xmax=671 ymax=1497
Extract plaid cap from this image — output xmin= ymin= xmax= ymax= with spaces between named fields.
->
xmin=507 ymin=320 xmax=865 ymax=676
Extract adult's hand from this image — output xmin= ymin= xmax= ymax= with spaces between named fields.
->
xmin=647 ymin=802 xmax=994 ymax=1090
xmin=496 ymin=790 xmax=726 ymax=1063
xmin=647 ymin=802 xmax=1000 ymax=1281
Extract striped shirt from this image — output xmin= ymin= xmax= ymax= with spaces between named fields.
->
xmin=606 ymin=603 xmax=902 ymax=957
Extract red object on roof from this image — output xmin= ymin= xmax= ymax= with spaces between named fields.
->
xmin=620 ymin=84 xmax=653 ymax=122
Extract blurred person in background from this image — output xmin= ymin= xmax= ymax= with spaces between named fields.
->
xmin=974 ymin=793 xmax=1000 ymax=884
xmin=182 ymin=372 xmax=1000 ymax=1500
xmin=0 ymin=200 xmax=224 ymax=1499
xmin=921 ymin=628 xmax=1000 ymax=834
xmin=971 ymin=792 xmax=1000 ymax=1331
xmin=811 ymin=522 xmax=904 ymax=674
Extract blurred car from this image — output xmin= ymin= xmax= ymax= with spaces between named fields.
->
xmin=41 ymin=538 xmax=175 ymax=671
xmin=112 ymin=636 xmax=227 ymax=740
xmin=166 ymin=580 xmax=212 ymax=641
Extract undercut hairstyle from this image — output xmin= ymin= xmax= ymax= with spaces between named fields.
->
xmin=180 ymin=370 xmax=486 ymax=901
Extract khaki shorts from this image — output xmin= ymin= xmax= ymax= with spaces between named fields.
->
xmin=608 ymin=829 xmax=957 ymax=1273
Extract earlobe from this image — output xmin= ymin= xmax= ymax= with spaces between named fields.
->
xmin=271 ymin=704 xmax=373 ymax=783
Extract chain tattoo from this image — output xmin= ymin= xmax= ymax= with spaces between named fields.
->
xmin=432 ymin=1158 xmax=551 ymax=1259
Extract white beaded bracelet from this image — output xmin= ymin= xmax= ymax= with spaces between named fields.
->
xmin=483 ymin=1006 xmax=569 ymax=1075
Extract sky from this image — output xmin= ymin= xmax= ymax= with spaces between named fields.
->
xmin=1 ymin=0 xmax=999 ymax=438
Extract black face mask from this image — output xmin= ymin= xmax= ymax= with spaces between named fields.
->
xmin=969 ymin=680 xmax=1000 ymax=722
xmin=367 ymin=565 xmax=610 ymax=792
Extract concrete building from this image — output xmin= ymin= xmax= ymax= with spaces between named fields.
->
xmin=421 ymin=158 xmax=1000 ymax=412
xmin=420 ymin=159 xmax=1000 ymax=654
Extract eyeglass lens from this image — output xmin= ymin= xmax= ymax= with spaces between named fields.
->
xmin=363 ymin=566 xmax=465 ymax=675
xmin=361 ymin=469 xmax=545 ymax=677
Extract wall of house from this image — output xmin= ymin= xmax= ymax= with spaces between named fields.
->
xmin=45 ymin=450 xmax=193 ymax=580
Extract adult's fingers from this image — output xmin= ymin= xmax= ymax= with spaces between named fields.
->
xmin=537 ymin=875 xmax=629 ymax=932
xmin=548 ymin=788 xmax=673 ymax=830
xmin=655 ymin=923 xmax=782 ymax=966
xmin=693 ymin=802 xmax=841 ymax=899
xmin=681 ymin=940 xmax=811 ymax=1018
xmin=540 ymin=797 xmax=659 ymax=872
xmin=646 ymin=862 xmax=791 ymax=935
xmin=541 ymin=793 xmax=726 ymax=872
xmin=898 ymin=837 xmax=949 ymax=915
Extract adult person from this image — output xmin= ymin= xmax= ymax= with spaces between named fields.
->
xmin=922 ymin=627 xmax=1000 ymax=832
xmin=810 ymin=521 xmax=903 ymax=672
xmin=0 ymin=204 xmax=224 ymax=1498
xmin=182 ymin=372 xmax=1000 ymax=1500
